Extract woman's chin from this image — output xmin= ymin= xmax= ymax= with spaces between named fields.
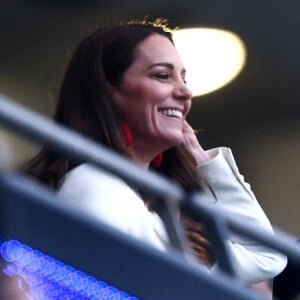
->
xmin=159 ymin=134 xmax=185 ymax=150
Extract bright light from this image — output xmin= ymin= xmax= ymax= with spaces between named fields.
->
xmin=172 ymin=28 xmax=246 ymax=97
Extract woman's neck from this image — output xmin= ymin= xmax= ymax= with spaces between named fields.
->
xmin=128 ymin=141 xmax=164 ymax=169
xmin=128 ymin=147 xmax=152 ymax=169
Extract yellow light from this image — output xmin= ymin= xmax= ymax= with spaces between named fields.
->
xmin=172 ymin=28 xmax=246 ymax=97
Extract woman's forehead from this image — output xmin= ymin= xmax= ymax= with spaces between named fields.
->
xmin=133 ymin=34 xmax=184 ymax=69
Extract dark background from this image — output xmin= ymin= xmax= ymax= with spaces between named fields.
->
xmin=1 ymin=0 xmax=300 ymax=236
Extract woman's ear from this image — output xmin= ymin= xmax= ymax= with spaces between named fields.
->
xmin=107 ymin=84 xmax=123 ymax=107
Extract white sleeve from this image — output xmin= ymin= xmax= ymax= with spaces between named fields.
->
xmin=198 ymin=147 xmax=287 ymax=285
xmin=57 ymin=164 xmax=168 ymax=251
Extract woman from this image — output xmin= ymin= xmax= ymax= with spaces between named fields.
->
xmin=24 ymin=19 xmax=286 ymax=287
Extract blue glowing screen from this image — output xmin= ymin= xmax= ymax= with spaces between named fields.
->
xmin=0 ymin=238 xmax=139 ymax=300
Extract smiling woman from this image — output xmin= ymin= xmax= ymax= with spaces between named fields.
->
xmin=111 ymin=33 xmax=192 ymax=167
xmin=22 ymin=18 xmax=286 ymax=298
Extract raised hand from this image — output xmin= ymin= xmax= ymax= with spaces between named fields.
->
xmin=182 ymin=121 xmax=211 ymax=165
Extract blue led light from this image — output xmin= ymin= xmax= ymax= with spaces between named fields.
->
xmin=1 ymin=239 xmax=25 ymax=262
xmin=0 ymin=239 xmax=139 ymax=300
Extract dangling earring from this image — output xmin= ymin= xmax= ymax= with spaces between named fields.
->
xmin=150 ymin=153 xmax=163 ymax=169
xmin=122 ymin=121 xmax=133 ymax=147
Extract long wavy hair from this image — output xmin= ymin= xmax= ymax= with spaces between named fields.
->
xmin=23 ymin=19 xmax=203 ymax=193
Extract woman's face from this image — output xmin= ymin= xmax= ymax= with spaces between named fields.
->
xmin=112 ymin=33 xmax=192 ymax=154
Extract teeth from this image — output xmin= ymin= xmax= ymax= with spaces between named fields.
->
xmin=159 ymin=109 xmax=183 ymax=119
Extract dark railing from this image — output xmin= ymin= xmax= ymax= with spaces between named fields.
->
xmin=0 ymin=94 xmax=299 ymax=299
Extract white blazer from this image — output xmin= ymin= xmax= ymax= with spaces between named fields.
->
xmin=57 ymin=147 xmax=287 ymax=285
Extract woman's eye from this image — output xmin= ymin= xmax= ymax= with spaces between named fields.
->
xmin=154 ymin=73 xmax=169 ymax=80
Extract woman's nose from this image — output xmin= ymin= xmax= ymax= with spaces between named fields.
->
xmin=173 ymin=81 xmax=193 ymax=101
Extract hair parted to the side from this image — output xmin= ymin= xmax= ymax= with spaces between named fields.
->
xmin=23 ymin=18 xmax=203 ymax=194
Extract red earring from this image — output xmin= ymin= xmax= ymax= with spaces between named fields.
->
xmin=150 ymin=153 xmax=163 ymax=169
xmin=122 ymin=121 xmax=133 ymax=147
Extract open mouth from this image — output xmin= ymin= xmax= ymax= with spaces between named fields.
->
xmin=158 ymin=109 xmax=183 ymax=119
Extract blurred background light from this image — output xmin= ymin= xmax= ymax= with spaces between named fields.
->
xmin=0 ymin=239 xmax=139 ymax=300
xmin=173 ymin=28 xmax=247 ymax=97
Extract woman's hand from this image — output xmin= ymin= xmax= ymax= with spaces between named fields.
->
xmin=182 ymin=121 xmax=210 ymax=165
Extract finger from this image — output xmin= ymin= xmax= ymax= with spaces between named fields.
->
xmin=182 ymin=120 xmax=192 ymax=132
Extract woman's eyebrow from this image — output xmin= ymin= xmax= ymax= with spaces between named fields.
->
xmin=148 ymin=62 xmax=174 ymax=70
xmin=148 ymin=62 xmax=186 ymax=75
